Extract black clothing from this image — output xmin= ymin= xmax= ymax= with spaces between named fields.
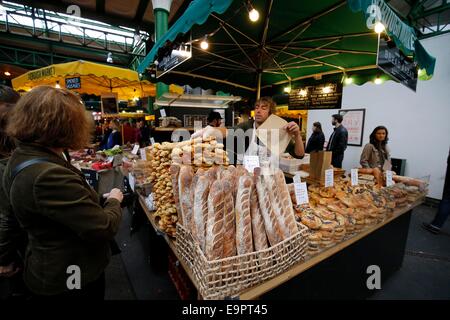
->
xmin=305 ymin=132 xmax=325 ymax=153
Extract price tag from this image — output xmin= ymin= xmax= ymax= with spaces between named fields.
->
xmin=386 ymin=170 xmax=394 ymax=187
xmin=160 ymin=109 xmax=166 ymax=117
xmin=140 ymin=148 xmax=147 ymax=161
xmin=243 ymin=155 xmax=260 ymax=174
xmin=107 ymin=156 xmax=114 ymax=163
xmin=150 ymin=137 xmax=155 ymax=145
xmin=325 ymin=169 xmax=334 ymax=187
xmin=194 ymin=120 xmax=203 ymax=130
xmin=294 ymin=182 xmax=309 ymax=205
xmin=131 ymin=144 xmax=140 ymax=155
xmin=351 ymin=169 xmax=359 ymax=186
xmin=293 ymin=174 xmax=301 ymax=184
xmin=128 ymin=173 xmax=135 ymax=192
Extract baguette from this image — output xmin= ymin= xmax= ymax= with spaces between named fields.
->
xmin=169 ymin=164 xmax=182 ymax=224
xmin=205 ymin=180 xmax=225 ymax=260
xmin=179 ymin=165 xmax=194 ymax=230
xmin=250 ymin=178 xmax=268 ymax=251
xmin=191 ymin=175 xmax=210 ymax=252
xmin=235 ymin=175 xmax=254 ymax=255
xmin=222 ymin=178 xmax=236 ymax=258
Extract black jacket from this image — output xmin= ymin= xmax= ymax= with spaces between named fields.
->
xmin=326 ymin=125 xmax=348 ymax=155
xmin=305 ymin=132 xmax=325 ymax=153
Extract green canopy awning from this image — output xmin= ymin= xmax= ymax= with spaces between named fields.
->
xmin=138 ymin=0 xmax=436 ymax=95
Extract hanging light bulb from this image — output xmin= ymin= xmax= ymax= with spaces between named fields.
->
xmin=344 ymin=77 xmax=353 ymax=85
xmin=55 ymin=80 xmax=61 ymax=89
xmin=249 ymin=7 xmax=259 ymax=22
xmin=200 ymin=36 xmax=209 ymax=50
xmin=4 ymin=71 xmax=11 ymax=76
xmin=284 ymin=86 xmax=291 ymax=93
xmin=374 ymin=22 xmax=385 ymax=34
xmin=374 ymin=76 xmax=383 ymax=85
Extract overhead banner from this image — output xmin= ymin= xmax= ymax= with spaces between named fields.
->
xmin=377 ymin=37 xmax=418 ymax=92
xmin=288 ymin=82 xmax=342 ymax=110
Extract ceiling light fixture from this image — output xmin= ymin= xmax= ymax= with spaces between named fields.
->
xmin=344 ymin=77 xmax=353 ymax=85
xmin=200 ymin=36 xmax=209 ymax=50
xmin=4 ymin=71 xmax=11 ymax=76
xmin=374 ymin=22 xmax=385 ymax=34
xmin=55 ymin=80 xmax=61 ymax=89
xmin=249 ymin=7 xmax=259 ymax=22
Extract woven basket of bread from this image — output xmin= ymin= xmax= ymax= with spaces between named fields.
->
xmin=176 ymin=222 xmax=308 ymax=300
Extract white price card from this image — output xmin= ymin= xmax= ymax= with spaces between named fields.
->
xmin=325 ymin=169 xmax=334 ymax=187
xmin=160 ymin=109 xmax=166 ymax=117
xmin=351 ymin=169 xmax=359 ymax=186
xmin=128 ymin=173 xmax=135 ymax=192
xmin=294 ymin=182 xmax=309 ymax=205
xmin=107 ymin=156 xmax=114 ymax=163
xmin=293 ymin=174 xmax=302 ymax=184
xmin=139 ymin=148 xmax=147 ymax=161
xmin=243 ymin=155 xmax=260 ymax=174
xmin=131 ymin=144 xmax=140 ymax=155
xmin=150 ymin=137 xmax=155 ymax=145
xmin=386 ymin=170 xmax=394 ymax=187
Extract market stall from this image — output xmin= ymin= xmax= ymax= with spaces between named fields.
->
xmin=127 ymin=133 xmax=427 ymax=300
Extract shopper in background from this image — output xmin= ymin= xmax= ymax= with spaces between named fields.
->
xmin=136 ymin=119 xmax=150 ymax=147
xmin=422 ymin=149 xmax=450 ymax=234
xmin=104 ymin=119 xmax=122 ymax=150
xmin=360 ymin=126 xmax=392 ymax=170
xmin=326 ymin=114 xmax=348 ymax=168
xmin=2 ymin=86 xmax=123 ymax=299
xmin=305 ymin=121 xmax=325 ymax=153
xmin=0 ymin=85 xmax=28 ymax=299
xmin=207 ymin=111 xmax=223 ymax=128
xmin=122 ymin=120 xmax=136 ymax=145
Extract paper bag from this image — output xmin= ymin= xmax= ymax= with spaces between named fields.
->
xmin=309 ymin=151 xmax=332 ymax=180
xmin=255 ymin=115 xmax=291 ymax=155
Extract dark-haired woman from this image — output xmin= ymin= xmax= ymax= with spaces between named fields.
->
xmin=305 ymin=122 xmax=325 ymax=153
xmin=360 ymin=126 xmax=391 ymax=170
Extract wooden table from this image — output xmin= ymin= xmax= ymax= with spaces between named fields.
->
xmin=138 ymin=195 xmax=423 ymax=300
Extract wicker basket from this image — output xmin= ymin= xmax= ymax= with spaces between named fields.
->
xmin=176 ymin=222 xmax=308 ymax=300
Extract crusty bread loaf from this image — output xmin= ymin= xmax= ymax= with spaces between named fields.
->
xmin=264 ymin=173 xmax=290 ymax=239
xmin=250 ymin=179 xmax=269 ymax=251
xmin=274 ymin=169 xmax=299 ymax=237
xmin=179 ymin=165 xmax=194 ymax=230
xmin=235 ymin=175 xmax=254 ymax=255
xmin=191 ymin=175 xmax=210 ymax=252
xmin=169 ymin=164 xmax=182 ymax=224
xmin=254 ymin=169 xmax=284 ymax=246
xmin=222 ymin=178 xmax=236 ymax=258
xmin=205 ymin=180 xmax=225 ymax=261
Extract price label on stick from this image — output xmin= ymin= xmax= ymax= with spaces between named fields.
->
xmin=128 ymin=173 xmax=135 ymax=192
xmin=294 ymin=182 xmax=309 ymax=205
xmin=386 ymin=170 xmax=394 ymax=187
xmin=160 ymin=109 xmax=166 ymax=117
xmin=150 ymin=137 xmax=155 ymax=145
xmin=243 ymin=155 xmax=260 ymax=174
xmin=139 ymin=148 xmax=147 ymax=161
xmin=293 ymin=174 xmax=301 ymax=184
xmin=325 ymin=169 xmax=334 ymax=187
xmin=351 ymin=169 xmax=359 ymax=186
xmin=131 ymin=144 xmax=140 ymax=155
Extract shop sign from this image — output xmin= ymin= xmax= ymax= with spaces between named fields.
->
xmin=377 ymin=37 xmax=418 ymax=92
xmin=27 ymin=66 xmax=55 ymax=81
xmin=289 ymin=82 xmax=342 ymax=110
xmin=156 ymin=44 xmax=192 ymax=78
xmin=65 ymin=77 xmax=81 ymax=89
xmin=81 ymin=168 xmax=98 ymax=190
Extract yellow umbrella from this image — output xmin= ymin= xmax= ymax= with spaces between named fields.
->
xmin=12 ymin=60 xmax=156 ymax=100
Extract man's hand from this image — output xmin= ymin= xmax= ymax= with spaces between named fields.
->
xmin=284 ymin=121 xmax=301 ymax=137
xmin=108 ymin=188 xmax=124 ymax=203
xmin=0 ymin=263 xmax=20 ymax=278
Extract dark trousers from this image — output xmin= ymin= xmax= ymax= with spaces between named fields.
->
xmin=30 ymin=272 xmax=105 ymax=300
xmin=332 ymin=153 xmax=344 ymax=169
xmin=431 ymin=198 xmax=450 ymax=229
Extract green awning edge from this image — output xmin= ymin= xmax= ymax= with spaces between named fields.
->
xmin=137 ymin=0 xmax=234 ymax=74
xmin=347 ymin=0 xmax=436 ymax=78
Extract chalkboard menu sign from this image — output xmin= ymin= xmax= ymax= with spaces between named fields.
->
xmin=81 ymin=168 xmax=98 ymax=190
xmin=377 ymin=37 xmax=418 ymax=92
xmin=65 ymin=77 xmax=81 ymax=89
xmin=289 ymin=82 xmax=342 ymax=110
